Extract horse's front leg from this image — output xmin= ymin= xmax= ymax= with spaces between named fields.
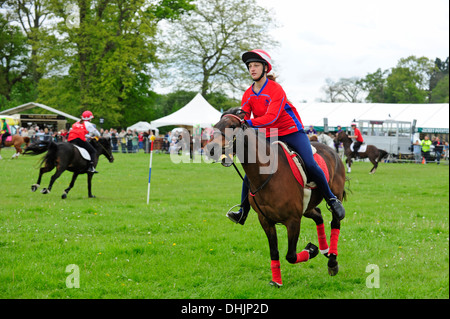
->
xmin=258 ymin=215 xmax=281 ymax=287
xmin=285 ymin=218 xmax=319 ymax=265
xmin=12 ymin=149 xmax=21 ymax=158
xmin=304 ymin=207 xmax=329 ymax=256
xmin=346 ymin=155 xmax=352 ymax=173
xmin=87 ymin=172 xmax=95 ymax=198
xmin=62 ymin=173 xmax=79 ymax=199
xmin=42 ymin=168 xmax=64 ymax=194
xmin=32 ymin=164 xmax=54 ymax=192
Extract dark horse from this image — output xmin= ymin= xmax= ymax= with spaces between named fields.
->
xmin=24 ymin=137 xmax=114 ymax=198
xmin=205 ymin=108 xmax=346 ymax=286
xmin=335 ymin=131 xmax=388 ymax=174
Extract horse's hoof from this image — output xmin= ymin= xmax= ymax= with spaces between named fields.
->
xmin=89 ymin=195 xmax=96 ymax=198
xmin=31 ymin=184 xmax=39 ymax=192
xmin=328 ymin=264 xmax=339 ymax=276
xmin=269 ymin=281 xmax=282 ymax=288
xmin=41 ymin=188 xmax=49 ymax=194
xmin=327 ymin=254 xmax=339 ymax=276
xmin=61 ymin=193 xmax=67 ymax=199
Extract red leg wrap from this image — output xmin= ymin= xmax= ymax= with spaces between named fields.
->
xmin=271 ymin=260 xmax=282 ymax=285
xmin=329 ymin=228 xmax=340 ymax=256
xmin=295 ymin=250 xmax=310 ymax=263
xmin=316 ymin=223 xmax=329 ymax=253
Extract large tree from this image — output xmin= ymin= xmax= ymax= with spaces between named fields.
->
xmin=2 ymin=0 xmax=52 ymax=93
xmin=359 ymin=56 xmax=443 ymax=103
xmin=36 ymin=0 xmax=194 ymax=126
xmin=160 ymin=0 xmax=277 ymax=97
xmin=321 ymin=77 xmax=364 ymax=102
xmin=0 ymin=12 xmax=30 ymax=105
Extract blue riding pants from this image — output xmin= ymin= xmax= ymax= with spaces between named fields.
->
xmin=239 ymin=130 xmax=337 ymax=213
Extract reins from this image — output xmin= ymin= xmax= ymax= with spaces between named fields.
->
xmin=93 ymin=138 xmax=113 ymax=160
xmin=221 ymin=114 xmax=276 ymax=223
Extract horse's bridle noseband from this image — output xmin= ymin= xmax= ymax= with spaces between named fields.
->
xmin=217 ymin=113 xmax=275 ymax=222
xmin=218 ymin=114 xmax=275 ymax=194
xmin=216 ymin=114 xmax=248 ymax=160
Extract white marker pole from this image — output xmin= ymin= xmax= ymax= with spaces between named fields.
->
xmin=147 ymin=135 xmax=156 ymax=204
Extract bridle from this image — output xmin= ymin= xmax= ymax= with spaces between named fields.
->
xmin=216 ymin=114 xmax=276 ymax=221
xmin=93 ymin=138 xmax=113 ymax=161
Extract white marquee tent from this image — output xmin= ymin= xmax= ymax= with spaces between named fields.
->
xmin=150 ymin=93 xmax=222 ymax=128
xmin=127 ymin=121 xmax=154 ymax=132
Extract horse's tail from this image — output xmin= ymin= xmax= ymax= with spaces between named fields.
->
xmin=23 ymin=137 xmax=31 ymax=145
xmin=24 ymin=141 xmax=58 ymax=167
xmin=343 ymin=176 xmax=352 ymax=201
xmin=378 ymin=149 xmax=389 ymax=162
xmin=24 ymin=141 xmax=53 ymax=155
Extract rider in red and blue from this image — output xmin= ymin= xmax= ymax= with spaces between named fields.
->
xmin=226 ymin=49 xmax=345 ymax=225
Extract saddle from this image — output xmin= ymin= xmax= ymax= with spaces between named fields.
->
xmin=273 ymin=141 xmax=330 ymax=213
xmin=73 ymin=144 xmax=91 ymax=161
xmin=0 ymin=134 xmax=12 ymax=142
xmin=350 ymin=142 xmax=367 ymax=153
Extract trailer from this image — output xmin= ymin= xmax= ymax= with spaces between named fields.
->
xmin=355 ymin=119 xmax=414 ymax=158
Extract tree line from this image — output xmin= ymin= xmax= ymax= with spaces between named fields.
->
xmin=0 ymin=0 xmax=273 ymax=129
xmin=1 ymin=0 xmax=448 ymax=130
xmin=321 ymin=56 xmax=449 ymax=103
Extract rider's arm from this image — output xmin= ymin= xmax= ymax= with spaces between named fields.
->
xmin=244 ymin=88 xmax=285 ymax=128
xmin=84 ymin=121 xmax=101 ymax=137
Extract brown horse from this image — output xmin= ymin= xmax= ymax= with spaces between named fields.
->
xmin=205 ymin=108 xmax=346 ymax=286
xmin=335 ymin=131 xmax=388 ymax=174
xmin=0 ymin=135 xmax=31 ymax=159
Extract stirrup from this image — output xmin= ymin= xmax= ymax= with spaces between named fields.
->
xmin=226 ymin=204 xmax=246 ymax=225
xmin=88 ymin=166 xmax=99 ymax=173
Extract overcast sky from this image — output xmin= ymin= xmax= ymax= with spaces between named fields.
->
xmin=254 ymin=0 xmax=449 ymax=103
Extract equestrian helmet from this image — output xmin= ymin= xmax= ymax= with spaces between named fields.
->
xmin=242 ymin=49 xmax=272 ymax=73
xmin=82 ymin=110 xmax=94 ymax=121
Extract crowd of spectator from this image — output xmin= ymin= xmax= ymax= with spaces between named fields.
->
xmin=14 ymin=125 xmax=208 ymax=155
xmin=14 ymin=125 xmax=450 ymax=161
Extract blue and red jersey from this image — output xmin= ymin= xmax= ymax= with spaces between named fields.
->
xmin=241 ymin=78 xmax=304 ymax=137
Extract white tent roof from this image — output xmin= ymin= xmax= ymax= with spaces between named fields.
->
xmin=298 ymin=103 xmax=449 ymax=130
xmin=127 ymin=121 xmax=153 ymax=132
xmin=151 ymin=93 xmax=222 ymax=128
xmin=0 ymin=102 xmax=80 ymax=121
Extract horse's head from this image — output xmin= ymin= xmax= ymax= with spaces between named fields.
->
xmin=335 ymin=131 xmax=347 ymax=143
xmin=93 ymin=137 xmax=114 ymax=163
xmin=309 ymin=134 xmax=318 ymax=142
xmin=204 ymin=107 xmax=248 ymax=167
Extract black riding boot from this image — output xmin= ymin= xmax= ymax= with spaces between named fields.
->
xmin=327 ymin=198 xmax=345 ymax=220
xmin=88 ymin=162 xmax=98 ymax=173
xmin=226 ymin=206 xmax=249 ymax=225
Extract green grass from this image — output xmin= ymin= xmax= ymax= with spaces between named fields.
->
xmin=0 ymin=148 xmax=448 ymax=299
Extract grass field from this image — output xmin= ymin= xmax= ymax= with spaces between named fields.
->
xmin=0 ymin=147 xmax=448 ymax=299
